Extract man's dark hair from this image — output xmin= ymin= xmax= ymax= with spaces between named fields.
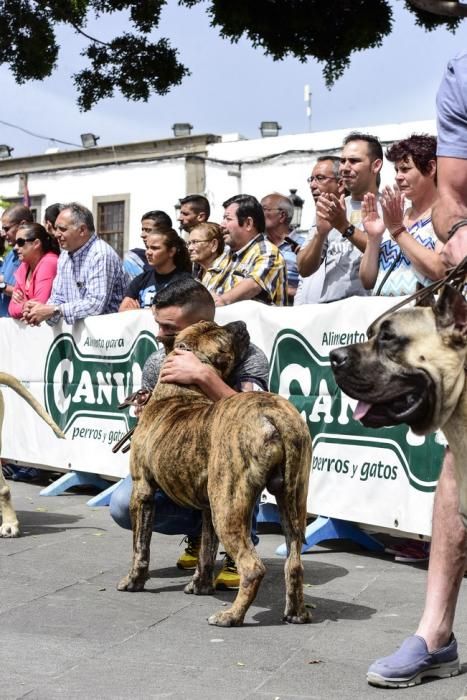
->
xmin=141 ymin=210 xmax=172 ymax=229
xmin=60 ymin=202 xmax=95 ymax=232
xmin=179 ymin=195 xmax=210 ymax=218
xmin=316 ymin=155 xmax=341 ymax=178
xmin=3 ymin=204 xmax=34 ymax=224
xmin=343 ymin=132 xmax=383 ymax=162
xmin=44 ymin=203 xmax=61 ymax=227
xmin=153 ymin=277 xmax=215 ymax=318
xmin=222 ymin=194 xmax=265 ymax=233
xmin=386 ymin=134 xmax=437 ymax=177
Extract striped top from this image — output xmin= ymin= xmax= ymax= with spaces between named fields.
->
xmin=201 ymin=234 xmax=287 ymax=306
xmin=373 ymin=216 xmax=438 ymax=297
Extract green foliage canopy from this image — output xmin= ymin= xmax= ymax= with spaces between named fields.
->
xmin=0 ymin=0 xmax=460 ymax=111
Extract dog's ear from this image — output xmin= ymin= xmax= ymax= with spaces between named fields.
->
xmin=415 ymin=291 xmax=436 ymax=309
xmin=434 ymin=285 xmax=467 ymax=336
xmin=223 ymin=321 xmax=250 ymax=363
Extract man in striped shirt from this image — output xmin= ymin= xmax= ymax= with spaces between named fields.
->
xmin=205 ymin=194 xmax=287 ymax=306
xmin=23 ymin=202 xmax=129 ymax=325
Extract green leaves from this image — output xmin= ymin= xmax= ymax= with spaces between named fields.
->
xmin=0 ymin=0 xmax=462 ymax=111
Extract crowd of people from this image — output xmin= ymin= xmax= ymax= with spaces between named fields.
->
xmin=1 ymin=48 xmax=466 ymax=693
xmin=0 ymin=131 xmax=448 ymax=327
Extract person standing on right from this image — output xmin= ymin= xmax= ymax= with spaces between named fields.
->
xmin=367 ymin=51 xmax=467 ymax=690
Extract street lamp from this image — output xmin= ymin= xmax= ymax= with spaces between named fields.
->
xmin=80 ymin=133 xmax=100 ymax=148
xmin=172 ymin=123 xmax=193 ymax=137
xmin=259 ymin=121 xmax=282 ymax=138
xmin=288 ymin=189 xmax=304 ymax=230
xmin=0 ymin=145 xmax=14 ymax=159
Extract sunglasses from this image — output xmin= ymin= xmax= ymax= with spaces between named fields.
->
xmin=15 ymin=237 xmax=37 ymax=247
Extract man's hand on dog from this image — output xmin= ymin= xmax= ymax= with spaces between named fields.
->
xmin=159 ymin=348 xmax=207 ymax=386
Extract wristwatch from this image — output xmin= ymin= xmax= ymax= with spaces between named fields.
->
xmin=342 ymin=224 xmax=355 ymax=239
xmin=0 ymin=281 xmax=6 ymax=291
xmin=51 ymin=305 xmax=62 ymax=322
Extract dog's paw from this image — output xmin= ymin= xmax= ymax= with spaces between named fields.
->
xmin=282 ymin=609 xmax=312 ymax=624
xmin=117 ymin=575 xmax=146 ymax=592
xmin=184 ymin=579 xmax=214 ymax=596
xmin=0 ymin=522 xmax=20 ymax=538
xmin=208 ymin=610 xmax=243 ymax=627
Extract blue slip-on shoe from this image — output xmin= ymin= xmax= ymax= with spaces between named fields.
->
xmin=367 ymin=634 xmax=459 ymax=688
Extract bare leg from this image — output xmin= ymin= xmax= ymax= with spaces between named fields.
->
xmin=185 ymin=510 xmax=218 ymax=595
xmin=416 ymin=449 xmax=467 ymax=650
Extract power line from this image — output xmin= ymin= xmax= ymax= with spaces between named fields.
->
xmin=0 ymin=118 xmax=81 ymax=148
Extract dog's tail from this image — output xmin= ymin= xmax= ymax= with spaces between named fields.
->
xmin=267 ymin=403 xmax=312 ymax=550
xmin=0 ymin=372 xmax=65 ymax=439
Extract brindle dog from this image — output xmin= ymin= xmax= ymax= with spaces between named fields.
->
xmin=117 ymin=320 xmax=312 ymax=627
xmin=0 ymin=372 xmax=65 ymax=537
xmin=330 ymin=285 xmax=467 ymax=524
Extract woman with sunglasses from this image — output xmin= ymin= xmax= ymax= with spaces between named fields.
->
xmin=8 ymin=222 xmax=60 ymax=319
xmin=188 ymin=222 xmax=225 ymax=291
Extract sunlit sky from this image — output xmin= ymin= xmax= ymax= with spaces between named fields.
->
xmin=1 ymin=1 xmax=466 ymax=157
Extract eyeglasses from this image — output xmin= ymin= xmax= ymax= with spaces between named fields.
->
xmin=15 ymin=237 xmax=37 ymax=247
xmin=187 ymin=239 xmax=211 ymax=247
xmin=307 ymin=175 xmax=338 ymax=184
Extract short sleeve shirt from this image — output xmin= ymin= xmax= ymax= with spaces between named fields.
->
xmin=437 ymin=50 xmax=467 ymax=159
xmin=201 ymin=234 xmax=287 ymax=306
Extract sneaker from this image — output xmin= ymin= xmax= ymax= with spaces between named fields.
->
xmin=367 ymin=634 xmax=459 ymax=688
xmin=176 ymin=536 xmax=201 ymax=570
xmin=214 ymin=553 xmax=240 ymax=590
xmin=385 ymin=540 xmax=430 ymax=563
xmin=8 ymin=466 xmax=42 ymax=482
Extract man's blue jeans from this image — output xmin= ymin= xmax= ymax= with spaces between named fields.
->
xmin=109 ymin=474 xmax=259 ymax=546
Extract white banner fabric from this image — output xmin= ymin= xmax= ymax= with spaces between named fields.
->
xmin=0 ymin=297 xmax=442 ymax=536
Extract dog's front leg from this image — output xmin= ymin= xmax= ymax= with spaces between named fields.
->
xmin=185 ymin=509 xmax=218 ymax=596
xmin=118 ymin=477 xmax=155 ymax=592
xmin=0 ymin=468 xmax=19 ymax=538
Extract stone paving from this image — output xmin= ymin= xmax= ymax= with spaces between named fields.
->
xmin=1 ymin=478 xmax=467 ymax=700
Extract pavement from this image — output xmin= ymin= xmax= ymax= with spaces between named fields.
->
xmin=2 ymin=477 xmax=467 ymax=700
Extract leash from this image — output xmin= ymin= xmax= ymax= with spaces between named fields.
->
xmin=368 ymin=255 xmax=467 ymax=331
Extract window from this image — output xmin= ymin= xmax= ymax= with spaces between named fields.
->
xmin=94 ymin=195 xmax=130 ymax=258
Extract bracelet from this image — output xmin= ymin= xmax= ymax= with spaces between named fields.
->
xmin=391 ymin=226 xmax=406 ymax=240
xmin=447 ymin=219 xmax=467 ymax=240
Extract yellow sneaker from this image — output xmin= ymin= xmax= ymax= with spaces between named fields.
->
xmin=214 ymin=554 xmax=240 ymax=590
xmin=176 ymin=536 xmax=201 ymax=570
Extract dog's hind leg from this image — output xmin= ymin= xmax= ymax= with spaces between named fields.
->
xmin=275 ymin=431 xmax=312 ymax=624
xmin=117 ymin=472 xmax=155 ymax=592
xmin=0 ymin=393 xmax=19 ymax=538
xmin=0 ymin=466 xmax=19 ymax=538
xmin=208 ymin=492 xmax=265 ymax=627
xmin=185 ymin=509 xmax=218 ymax=595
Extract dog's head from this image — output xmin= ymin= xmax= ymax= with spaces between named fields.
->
xmin=330 ymin=285 xmax=467 ymax=435
xmin=173 ymin=320 xmax=250 ymax=379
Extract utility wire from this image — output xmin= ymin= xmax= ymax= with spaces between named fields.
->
xmin=0 ymin=118 xmax=81 ymax=148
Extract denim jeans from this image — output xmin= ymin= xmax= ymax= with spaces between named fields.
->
xmin=109 ymin=474 xmax=259 ymax=545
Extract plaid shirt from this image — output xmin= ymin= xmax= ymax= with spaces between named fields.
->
xmin=48 ymin=234 xmax=129 ymax=324
xmin=202 ymin=234 xmax=287 ymax=305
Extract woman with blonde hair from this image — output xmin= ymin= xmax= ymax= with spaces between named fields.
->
xmin=187 ymin=222 xmax=225 ymax=291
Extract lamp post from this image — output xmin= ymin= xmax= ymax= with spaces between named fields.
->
xmin=172 ymin=123 xmax=193 ymax=137
xmin=80 ymin=133 xmax=100 ymax=148
xmin=288 ymin=189 xmax=304 ymax=230
xmin=259 ymin=121 xmax=282 ymax=138
xmin=0 ymin=145 xmax=14 ymax=159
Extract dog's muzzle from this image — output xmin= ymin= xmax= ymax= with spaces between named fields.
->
xmin=330 ymin=346 xmax=436 ymax=432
